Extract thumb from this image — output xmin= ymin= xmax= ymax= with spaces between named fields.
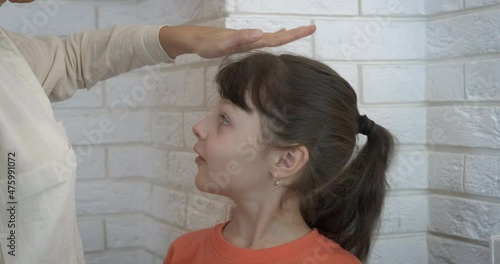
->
xmin=230 ymin=29 xmax=263 ymax=47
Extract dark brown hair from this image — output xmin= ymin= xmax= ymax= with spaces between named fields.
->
xmin=216 ymin=52 xmax=395 ymax=262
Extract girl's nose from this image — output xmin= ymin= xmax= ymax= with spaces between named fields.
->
xmin=192 ymin=118 xmax=208 ymax=140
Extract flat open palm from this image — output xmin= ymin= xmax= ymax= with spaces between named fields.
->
xmin=194 ymin=25 xmax=316 ymax=58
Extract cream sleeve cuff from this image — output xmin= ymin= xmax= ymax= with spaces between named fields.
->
xmin=140 ymin=25 xmax=175 ymax=64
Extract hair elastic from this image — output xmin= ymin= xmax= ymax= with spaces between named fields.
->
xmin=358 ymin=115 xmax=375 ymax=136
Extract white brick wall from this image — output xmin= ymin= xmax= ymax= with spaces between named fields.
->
xmin=427 ymin=9 xmax=500 ymax=59
xmin=429 ymin=195 xmax=500 ymax=242
xmin=1 ymin=1 xmax=499 ymax=264
xmin=466 ymin=58 xmax=500 ymax=100
xmin=426 ymin=62 xmax=465 ymax=101
xmin=465 ymin=155 xmax=500 ymax=198
xmin=428 ymin=235 xmax=490 ymax=264
xmin=362 ymin=65 xmax=426 ymax=103
xmin=426 ymin=3 xmax=500 ymax=264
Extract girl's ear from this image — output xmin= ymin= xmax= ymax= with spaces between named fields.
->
xmin=272 ymin=145 xmax=309 ymax=180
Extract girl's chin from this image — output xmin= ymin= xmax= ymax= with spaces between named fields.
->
xmin=194 ymin=175 xmax=227 ymax=196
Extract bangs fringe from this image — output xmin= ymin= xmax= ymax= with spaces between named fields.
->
xmin=215 ymin=52 xmax=288 ymax=118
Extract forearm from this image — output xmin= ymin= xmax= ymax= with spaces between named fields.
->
xmin=159 ymin=25 xmax=195 ymax=59
xmin=9 ymin=25 xmax=173 ymax=102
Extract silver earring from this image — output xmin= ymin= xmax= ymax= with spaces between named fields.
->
xmin=273 ymin=172 xmax=280 ymax=187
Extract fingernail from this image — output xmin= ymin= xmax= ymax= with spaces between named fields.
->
xmin=251 ymin=30 xmax=263 ymax=40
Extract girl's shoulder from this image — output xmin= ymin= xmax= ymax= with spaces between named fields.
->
xmin=170 ymin=225 xmax=214 ymax=248
xmin=309 ymin=231 xmax=361 ymax=264
xmin=165 ymin=222 xmax=228 ymax=263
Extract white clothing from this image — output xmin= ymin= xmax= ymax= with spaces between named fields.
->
xmin=0 ymin=25 xmax=172 ymax=263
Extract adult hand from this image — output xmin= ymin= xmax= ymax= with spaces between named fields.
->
xmin=0 ymin=0 xmax=35 ymax=7
xmin=159 ymin=24 xmax=316 ymax=59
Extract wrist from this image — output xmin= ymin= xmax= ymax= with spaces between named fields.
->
xmin=159 ymin=25 xmax=196 ymax=58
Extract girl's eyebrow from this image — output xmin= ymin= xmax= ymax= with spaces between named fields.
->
xmin=220 ymin=99 xmax=252 ymax=119
xmin=220 ymin=98 xmax=257 ymax=116
xmin=220 ymin=99 xmax=239 ymax=111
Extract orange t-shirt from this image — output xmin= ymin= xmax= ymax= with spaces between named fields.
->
xmin=164 ymin=222 xmax=361 ymax=264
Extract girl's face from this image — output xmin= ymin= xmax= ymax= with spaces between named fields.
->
xmin=192 ymin=97 xmax=273 ymax=200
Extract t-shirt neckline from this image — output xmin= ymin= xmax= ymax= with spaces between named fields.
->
xmin=210 ymin=221 xmax=322 ymax=262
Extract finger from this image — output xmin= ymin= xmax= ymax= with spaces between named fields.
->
xmin=262 ymin=25 xmax=316 ymax=47
xmin=235 ymin=25 xmax=316 ymax=52
xmin=275 ymin=28 xmax=286 ymax=33
xmin=200 ymin=28 xmax=263 ymax=58
xmin=229 ymin=29 xmax=264 ymax=47
xmin=220 ymin=28 xmax=263 ymax=55
xmin=9 ymin=0 xmax=34 ymax=3
xmin=218 ymin=25 xmax=315 ymax=56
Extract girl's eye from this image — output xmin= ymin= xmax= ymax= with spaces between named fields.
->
xmin=219 ymin=113 xmax=230 ymax=126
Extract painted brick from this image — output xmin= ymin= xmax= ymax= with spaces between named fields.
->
xmin=465 ymin=0 xmax=500 ymax=8
xmin=224 ymin=18 xmax=313 ymax=57
xmin=76 ymin=181 xmax=151 ymax=215
xmin=379 ymin=195 xmax=428 ymax=234
xmin=74 ymin=146 xmax=106 ymax=180
xmin=427 ymin=106 xmax=500 ymax=148
xmin=152 ymin=186 xmax=186 ymax=226
xmin=167 ymin=151 xmax=198 ymax=190
xmin=363 ymin=65 xmax=426 ymax=103
xmin=203 ymin=0 xmax=226 ymax=18
xmin=359 ymin=107 xmax=426 ymax=144
xmin=151 ymin=112 xmax=183 ymax=147
xmin=428 ymin=152 xmax=464 ymax=192
xmin=143 ymin=217 xmax=185 ymax=256
xmin=429 ymin=195 xmax=500 ymax=241
xmin=154 ymin=256 xmax=164 ymax=264
xmin=138 ymin=0 xmax=203 ymax=24
xmin=106 ymin=68 xmax=204 ymax=108
xmin=427 ymin=9 xmax=500 ymax=58
xmin=106 ymin=215 xmax=145 ymax=248
xmin=97 ymin=0 xmax=202 ymax=29
xmin=465 ymin=154 xmax=500 ymax=198
xmin=78 ymin=218 xmax=105 ymax=252
xmin=0 ymin=2 xmax=96 ymax=35
xmin=85 ymin=249 xmax=155 ymax=264
xmin=367 ymin=235 xmax=427 ymax=264
xmin=362 ymin=0 xmax=425 ymax=15
xmin=428 ymin=235 xmax=490 ymax=264
xmin=386 ymin=150 xmax=428 ymax=190
xmin=173 ymin=53 xmax=204 ymax=65
xmin=164 ymin=69 xmax=205 ymax=106
xmin=108 ymin=146 xmax=168 ymax=180
xmin=184 ymin=112 xmax=210 ymax=149
xmin=52 ymin=83 xmax=103 ymax=108
xmin=225 ymin=0 xmax=358 ymax=15
xmin=54 ymin=110 xmax=151 ymax=144
xmin=105 ymin=72 xmax=164 ymax=108
xmin=425 ymin=0 xmax=462 ymax=14
xmin=324 ymin=63 xmax=359 ymax=95
xmin=465 ymin=58 xmax=500 ymax=101
xmin=315 ymin=20 xmax=425 ymax=60
xmin=186 ymin=193 xmax=232 ymax=230
xmin=206 ymin=65 xmax=220 ymax=107
xmin=426 ymin=62 xmax=465 ymax=101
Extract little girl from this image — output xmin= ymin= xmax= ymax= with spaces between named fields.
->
xmin=164 ymin=52 xmax=395 ymax=263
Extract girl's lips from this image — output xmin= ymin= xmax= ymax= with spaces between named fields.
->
xmin=195 ymin=156 xmax=206 ymax=164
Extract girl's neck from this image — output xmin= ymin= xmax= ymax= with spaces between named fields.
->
xmin=222 ymin=191 xmax=312 ymax=249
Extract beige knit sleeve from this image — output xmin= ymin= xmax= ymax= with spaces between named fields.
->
xmin=6 ymin=25 xmax=174 ymax=102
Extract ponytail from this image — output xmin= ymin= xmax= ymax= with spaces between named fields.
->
xmin=301 ymin=122 xmax=395 ymax=261
xmin=339 ymin=123 xmax=395 ymax=260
